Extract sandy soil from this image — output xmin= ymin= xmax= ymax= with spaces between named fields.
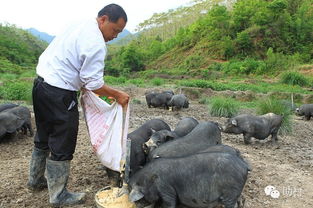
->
xmin=0 ymin=87 xmax=312 ymax=208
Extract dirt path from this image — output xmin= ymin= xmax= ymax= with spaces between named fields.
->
xmin=0 ymin=88 xmax=312 ymax=208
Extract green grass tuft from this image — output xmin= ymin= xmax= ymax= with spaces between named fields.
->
xmin=256 ymin=98 xmax=293 ymax=135
xmin=280 ymin=71 xmax=310 ymax=87
xmin=208 ymin=96 xmax=239 ymax=118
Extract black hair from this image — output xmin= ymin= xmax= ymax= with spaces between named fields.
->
xmin=97 ymin=4 xmax=127 ymax=23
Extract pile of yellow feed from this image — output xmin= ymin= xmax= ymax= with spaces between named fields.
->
xmin=95 ymin=187 xmax=136 ymax=208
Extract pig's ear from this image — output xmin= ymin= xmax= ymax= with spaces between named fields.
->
xmin=129 ymin=187 xmax=144 ymax=202
xmin=165 ymin=131 xmax=175 ymax=141
xmin=231 ymin=119 xmax=237 ymax=126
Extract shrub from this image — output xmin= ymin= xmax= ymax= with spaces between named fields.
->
xmin=256 ymin=98 xmax=293 ymax=135
xmin=208 ymin=96 xmax=239 ymax=117
xmin=280 ymin=71 xmax=309 ymax=87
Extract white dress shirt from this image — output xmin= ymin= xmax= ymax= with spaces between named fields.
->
xmin=36 ymin=18 xmax=107 ymax=91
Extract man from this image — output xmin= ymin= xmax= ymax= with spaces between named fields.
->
xmin=27 ymin=4 xmax=129 ymax=207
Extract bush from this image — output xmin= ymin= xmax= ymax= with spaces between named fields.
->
xmin=256 ymin=98 xmax=293 ymax=135
xmin=208 ymin=96 xmax=239 ymax=117
xmin=280 ymin=71 xmax=309 ymax=87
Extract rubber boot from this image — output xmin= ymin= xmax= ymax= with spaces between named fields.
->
xmin=27 ymin=147 xmax=49 ymax=191
xmin=46 ymin=159 xmax=86 ymax=207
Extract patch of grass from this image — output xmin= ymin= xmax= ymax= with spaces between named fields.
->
xmin=137 ymin=68 xmax=189 ymax=79
xmin=0 ymin=73 xmax=18 ymax=80
xmin=19 ymin=70 xmax=36 ymax=78
xmin=238 ymin=100 xmax=258 ymax=109
xmin=0 ymin=80 xmax=33 ymax=103
xmin=136 ymin=69 xmax=157 ymax=79
xmin=208 ymin=96 xmax=239 ymax=118
xmin=150 ymin=78 xmax=165 ymax=86
xmin=131 ymin=99 xmax=141 ymax=104
xmin=126 ymin=79 xmax=145 ymax=87
xmin=104 ymin=76 xmax=127 ymax=85
xmin=280 ymin=71 xmax=310 ymax=87
xmin=256 ymin=98 xmax=293 ymax=135
xmin=176 ymin=79 xmax=311 ymax=94
xmin=199 ymin=97 xmax=210 ymax=104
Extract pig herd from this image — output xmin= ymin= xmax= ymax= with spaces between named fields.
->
xmin=0 ymin=103 xmax=33 ymax=141
xmin=123 ymin=99 xmax=313 ymax=207
xmin=124 ymin=117 xmax=252 ymax=208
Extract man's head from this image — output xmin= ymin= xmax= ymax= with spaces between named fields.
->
xmin=97 ymin=4 xmax=127 ymax=42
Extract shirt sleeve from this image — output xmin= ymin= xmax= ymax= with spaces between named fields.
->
xmin=78 ymin=39 xmax=107 ymax=91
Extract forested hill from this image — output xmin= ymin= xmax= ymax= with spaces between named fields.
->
xmin=106 ymin=0 xmax=313 ymax=76
xmin=0 ymin=24 xmax=47 ymax=74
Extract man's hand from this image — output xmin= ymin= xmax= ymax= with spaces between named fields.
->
xmin=115 ymin=90 xmax=129 ymax=108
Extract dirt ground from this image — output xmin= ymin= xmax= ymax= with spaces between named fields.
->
xmin=0 ymin=87 xmax=313 ymax=208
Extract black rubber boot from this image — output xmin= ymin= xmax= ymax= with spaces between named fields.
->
xmin=27 ymin=147 xmax=49 ymax=191
xmin=46 ymin=159 xmax=86 ymax=207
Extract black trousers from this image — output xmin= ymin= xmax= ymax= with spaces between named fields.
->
xmin=32 ymin=77 xmax=79 ymax=161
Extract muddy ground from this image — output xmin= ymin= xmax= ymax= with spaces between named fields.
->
xmin=0 ymin=87 xmax=312 ymax=208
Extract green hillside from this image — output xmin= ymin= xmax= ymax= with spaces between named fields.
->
xmin=0 ymin=0 xmax=312 ymax=104
xmin=0 ymin=23 xmax=47 ymax=75
xmin=106 ymin=0 xmax=313 ymax=77
xmin=0 ymin=23 xmax=47 ymax=103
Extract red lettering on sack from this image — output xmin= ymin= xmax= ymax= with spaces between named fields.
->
xmin=92 ymin=145 xmax=98 ymax=152
xmin=92 ymin=137 xmax=103 ymax=152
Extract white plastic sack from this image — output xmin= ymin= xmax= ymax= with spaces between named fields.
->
xmin=80 ymin=90 xmax=129 ymax=172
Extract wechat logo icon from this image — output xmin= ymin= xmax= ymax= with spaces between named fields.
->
xmin=264 ymin=185 xmax=280 ymax=199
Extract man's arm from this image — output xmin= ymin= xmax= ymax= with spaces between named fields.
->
xmin=92 ymin=84 xmax=129 ymax=107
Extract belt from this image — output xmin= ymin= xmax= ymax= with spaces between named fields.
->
xmin=37 ymin=76 xmax=44 ymax=82
xmin=37 ymin=76 xmax=77 ymax=93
